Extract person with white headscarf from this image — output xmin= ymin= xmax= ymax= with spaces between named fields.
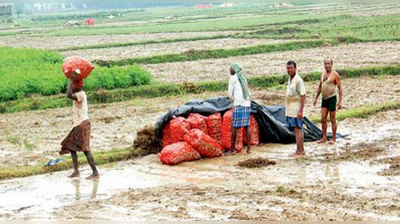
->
xmin=227 ymin=62 xmax=252 ymax=155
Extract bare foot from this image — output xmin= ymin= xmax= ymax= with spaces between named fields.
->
xmin=224 ymin=150 xmax=236 ymax=156
xmin=86 ymin=174 xmax=99 ymax=180
xmin=317 ymin=139 xmax=327 ymax=144
xmin=247 ymin=149 xmax=252 ymax=154
xmin=328 ymin=140 xmax=336 ymax=145
xmin=68 ymin=172 xmax=80 ymax=178
xmin=289 ymin=153 xmax=300 ymax=158
xmin=289 ymin=152 xmax=305 ymax=157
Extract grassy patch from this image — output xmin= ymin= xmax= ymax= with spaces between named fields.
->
xmin=244 ymin=14 xmax=400 ymax=42
xmin=23 ymin=140 xmax=36 ymax=151
xmin=94 ymin=40 xmax=325 ymax=66
xmin=6 ymin=136 xmax=20 ymax=145
xmin=0 ymin=148 xmax=134 ymax=180
xmin=309 ymin=100 xmax=400 ymax=123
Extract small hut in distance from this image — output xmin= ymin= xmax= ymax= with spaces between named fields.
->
xmin=0 ymin=4 xmax=13 ymax=17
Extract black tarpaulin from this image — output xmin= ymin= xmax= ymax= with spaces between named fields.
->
xmin=155 ymin=96 xmax=334 ymax=144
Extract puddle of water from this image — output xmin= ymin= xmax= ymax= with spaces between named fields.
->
xmin=340 ymin=122 xmax=400 ymax=146
xmin=0 ymin=162 xmax=171 ymax=220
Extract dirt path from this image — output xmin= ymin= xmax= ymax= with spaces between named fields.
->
xmin=0 ymin=75 xmax=399 ymax=169
xmin=0 ymin=31 xmax=236 ymax=50
xmin=61 ymin=38 xmax=298 ymax=61
xmin=0 ymin=110 xmax=399 ymax=220
xmin=145 ymin=41 xmax=400 ymax=83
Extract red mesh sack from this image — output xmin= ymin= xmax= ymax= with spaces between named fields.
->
xmin=188 ymin=113 xmax=208 ymax=134
xmin=170 ymin=116 xmax=190 ymax=143
xmin=243 ymin=115 xmax=260 ymax=146
xmin=162 ymin=123 xmax=172 ymax=148
xmin=206 ymin=113 xmax=222 ymax=145
xmin=184 ymin=129 xmax=223 ymax=158
xmin=221 ymin=109 xmax=243 ymax=152
xmin=62 ymin=56 xmax=95 ymax=80
xmin=158 ymin=142 xmax=201 ymax=165
xmin=85 ymin=19 xmax=95 ymax=26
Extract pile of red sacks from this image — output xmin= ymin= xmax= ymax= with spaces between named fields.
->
xmin=85 ymin=19 xmax=95 ymax=26
xmin=159 ymin=110 xmax=260 ymax=165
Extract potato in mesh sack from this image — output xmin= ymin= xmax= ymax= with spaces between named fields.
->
xmin=155 ymin=97 xmax=340 ymax=148
xmin=222 ymin=110 xmax=243 ymax=152
xmin=188 ymin=113 xmax=208 ymax=134
xmin=62 ymin=56 xmax=94 ymax=80
xmin=184 ymin=129 xmax=223 ymax=158
xmin=158 ymin=142 xmax=201 ymax=165
xmin=170 ymin=116 xmax=190 ymax=143
xmin=162 ymin=123 xmax=172 ymax=148
xmin=207 ymin=113 xmax=223 ymax=146
xmin=244 ymin=115 xmax=260 ymax=146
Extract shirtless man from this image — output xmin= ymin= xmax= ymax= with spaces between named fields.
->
xmin=313 ymin=58 xmax=343 ymax=144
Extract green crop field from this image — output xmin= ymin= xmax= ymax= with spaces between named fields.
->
xmin=244 ymin=13 xmax=400 ymax=42
xmin=0 ymin=47 xmax=151 ymax=101
xmin=26 ymin=13 xmax=334 ymax=37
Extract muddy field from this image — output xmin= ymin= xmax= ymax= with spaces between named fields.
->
xmin=145 ymin=41 xmax=400 ymax=83
xmin=0 ymin=31 xmax=236 ymax=50
xmin=0 ymin=109 xmax=399 ymax=220
xmin=0 ymin=75 xmax=399 ymax=170
xmin=61 ymin=38 xmax=298 ymax=61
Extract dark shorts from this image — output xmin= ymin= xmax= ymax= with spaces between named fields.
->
xmin=232 ymin=106 xmax=251 ymax=128
xmin=322 ymin=95 xmax=337 ymax=112
xmin=60 ymin=120 xmax=91 ymax=155
xmin=285 ymin=117 xmax=303 ymax=129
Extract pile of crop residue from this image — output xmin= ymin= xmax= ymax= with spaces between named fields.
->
xmin=376 ymin=156 xmax=400 ymax=176
xmin=379 ymin=164 xmax=400 ymax=176
xmin=336 ymin=141 xmax=386 ymax=161
xmin=132 ymin=125 xmax=161 ymax=157
xmin=237 ymin=158 xmax=276 ymax=168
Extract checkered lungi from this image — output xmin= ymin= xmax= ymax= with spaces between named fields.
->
xmin=232 ymin=106 xmax=251 ymax=128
